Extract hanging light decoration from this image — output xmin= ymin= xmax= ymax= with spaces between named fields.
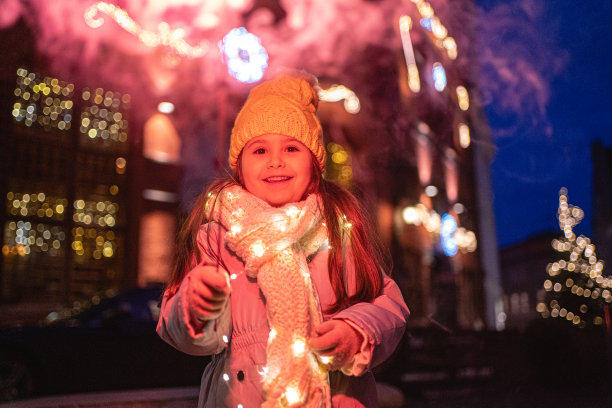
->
xmin=84 ymin=2 xmax=208 ymax=58
xmin=219 ymin=27 xmax=269 ymax=84
xmin=399 ymin=15 xmax=421 ymax=93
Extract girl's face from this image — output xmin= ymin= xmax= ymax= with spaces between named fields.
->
xmin=240 ymin=133 xmax=314 ymax=207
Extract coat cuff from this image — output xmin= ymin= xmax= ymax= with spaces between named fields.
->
xmin=335 ymin=318 xmax=373 ymax=376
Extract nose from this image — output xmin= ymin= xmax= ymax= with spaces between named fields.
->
xmin=267 ymin=153 xmax=285 ymax=168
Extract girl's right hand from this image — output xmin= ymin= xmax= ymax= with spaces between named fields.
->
xmin=187 ymin=266 xmax=231 ymax=325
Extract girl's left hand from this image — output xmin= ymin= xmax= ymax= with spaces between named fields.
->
xmin=310 ymin=319 xmax=363 ymax=371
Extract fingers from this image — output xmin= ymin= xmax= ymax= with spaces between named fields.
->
xmin=188 ymin=266 xmax=231 ymax=322
xmin=310 ymin=320 xmax=363 ymax=370
xmin=310 ymin=321 xmax=342 ymax=354
xmin=193 ymin=266 xmax=230 ymax=293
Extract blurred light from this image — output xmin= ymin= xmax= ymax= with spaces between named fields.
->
xmin=142 ymin=189 xmax=178 ymax=203
xmin=402 ymin=206 xmax=419 ymax=225
xmin=431 ymin=17 xmax=447 ymax=39
xmin=220 ymin=27 xmax=268 ymax=83
xmin=424 ymin=185 xmax=438 ymax=197
xmin=440 ymin=213 xmax=458 ymax=256
xmin=452 ymin=202 xmax=465 ymax=214
xmin=399 ymin=15 xmax=420 ymax=93
xmin=456 ymin=86 xmax=469 ymax=111
xmin=432 ymin=63 xmax=447 ymax=92
xmin=420 ymin=18 xmax=433 ymax=31
xmin=157 ymin=102 xmax=175 ymax=114
xmin=458 ymin=123 xmax=471 ymax=148
xmin=443 ymin=37 xmax=458 ymax=60
xmin=318 ymin=85 xmax=360 ymax=114
xmin=84 ymin=2 xmax=208 ymax=58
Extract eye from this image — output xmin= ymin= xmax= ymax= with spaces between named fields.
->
xmin=253 ymin=147 xmax=266 ymax=154
xmin=286 ymin=145 xmax=300 ymax=152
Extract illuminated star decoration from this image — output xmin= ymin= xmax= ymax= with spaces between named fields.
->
xmin=84 ymin=2 xmax=208 ymax=58
xmin=219 ymin=27 xmax=269 ymax=83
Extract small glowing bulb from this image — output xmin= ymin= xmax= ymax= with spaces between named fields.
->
xmin=268 ymin=328 xmax=277 ymax=341
xmin=223 ymin=373 xmax=230 ymax=381
xmin=250 ymin=241 xmax=265 ymax=257
xmin=230 ymin=273 xmax=238 ymax=280
xmin=320 ymin=356 xmax=332 ymax=365
xmin=284 ymin=387 xmax=301 ymax=405
xmin=222 ymin=335 xmax=229 ymax=343
xmin=292 ymin=339 xmax=306 ymax=356
xmin=286 ymin=206 xmax=300 ymax=218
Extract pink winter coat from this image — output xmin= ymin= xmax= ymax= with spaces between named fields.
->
xmin=157 ymin=222 xmax=409 ymax=408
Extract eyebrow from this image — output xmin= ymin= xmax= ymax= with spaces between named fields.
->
xmin=244 ymin=138 xmax=268 ymax=149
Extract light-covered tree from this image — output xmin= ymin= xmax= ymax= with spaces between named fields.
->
xmin=537 ymin=188 xmax=609 ymax=328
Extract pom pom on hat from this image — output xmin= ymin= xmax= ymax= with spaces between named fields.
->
xmin=229 ymin=75 xmax=325 ymax=170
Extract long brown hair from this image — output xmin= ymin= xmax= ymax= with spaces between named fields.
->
xmin=167 ymin=153 xmax=389 ymax=313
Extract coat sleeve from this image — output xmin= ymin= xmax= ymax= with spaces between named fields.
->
xmin=156 ymin=223 xmax=232 ymax=356
xmin=332 ymin=274 xmax=409 ymax=376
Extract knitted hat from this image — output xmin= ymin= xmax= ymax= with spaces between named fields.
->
xmin=229 ymin=75 xmax=325 ymax=171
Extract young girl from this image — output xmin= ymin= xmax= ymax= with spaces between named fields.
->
xmin=157 ymin=75 xmax=409 ymax=408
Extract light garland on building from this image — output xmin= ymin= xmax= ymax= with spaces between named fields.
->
xmin=537 ymin=188 xmax=609 ymax=328
xmin=409 ymin=0 xmax=457 ymax=60
xmin=84 ymin=2 xmax=208 ymax=58
xmin=399 ymin=3 xmax=473 ymax=150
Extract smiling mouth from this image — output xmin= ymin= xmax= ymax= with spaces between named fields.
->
xmin=264 ymin=176 xmax=292 ymax=183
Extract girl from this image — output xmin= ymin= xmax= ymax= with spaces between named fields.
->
xmin=157 ymin=75 xmax=409 ymax=408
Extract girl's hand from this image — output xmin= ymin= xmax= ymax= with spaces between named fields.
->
xmin=310 ymin=320 xmax=363 ymax=371
xmin=187 ymin=266 xmax=231 ymax=326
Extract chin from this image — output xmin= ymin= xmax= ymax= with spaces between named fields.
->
xmin=266 ymin=195 xmax=298 ymax=207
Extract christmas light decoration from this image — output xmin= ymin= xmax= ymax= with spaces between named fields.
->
xmin=399 ymin=15 xmax=421 ymax=93
xmin=456 ymin=86 xmax=469 ymax=111
xmin=219 ymin=27 xmax=269 ymax=83
xmin=84 ymin=2 xmax=208 ymax=58
xmin=318 ymin=85 xmax=360 ymax=114
xmin=409 ymin=0 xmax=457 ymax=60
xmin=458 ymin=123 xmax=471 ymax=148
xmin=432 ymin=63 xmax=447 ymax=91
xmin=537 ymin=188 xmax=609 ymax=328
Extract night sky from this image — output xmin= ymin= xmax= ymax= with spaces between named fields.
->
xmin=476 ymin=0 xmax=612 ymax=248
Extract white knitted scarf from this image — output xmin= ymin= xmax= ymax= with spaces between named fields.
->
xmin=210 ymin=184 xmax=332 ymax=408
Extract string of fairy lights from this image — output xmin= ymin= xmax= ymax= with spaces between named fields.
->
xmin=537 ymin=189 xmax=609 ymax=327
xmin=84 ymin=2 xmax=208 ymax=58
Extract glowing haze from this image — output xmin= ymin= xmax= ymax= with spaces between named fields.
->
xmin=1 ymin=0 xmax=561 ymax=141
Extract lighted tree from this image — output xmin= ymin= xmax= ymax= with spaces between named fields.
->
xmin=537 ymin=188 xmax=609 ymax=328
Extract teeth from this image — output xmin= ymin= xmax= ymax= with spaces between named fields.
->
xmin=266 ymin=176 xmax=290 ymax=182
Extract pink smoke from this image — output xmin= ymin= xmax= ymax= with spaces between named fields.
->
xmin=0 ymin=0 xmax=562 ymax=140
xmin=476 ymin=0 xmax=567 ymax=138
